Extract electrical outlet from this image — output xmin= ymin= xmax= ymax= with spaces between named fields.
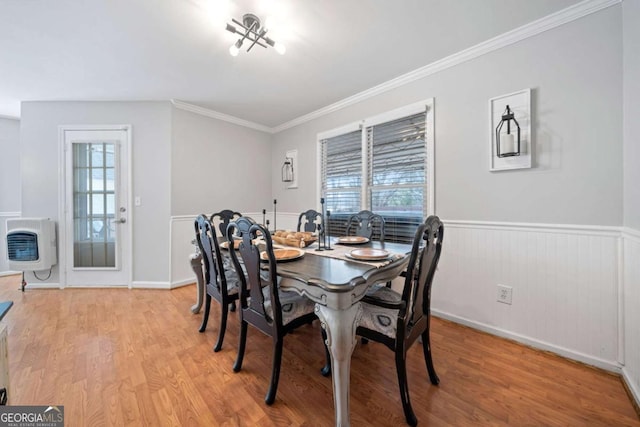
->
xmin=497 ymin=284 xmax=513 ymax=305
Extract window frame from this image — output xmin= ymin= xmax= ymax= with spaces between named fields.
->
xmin=316 ymin=99 xmax=435 ymax=239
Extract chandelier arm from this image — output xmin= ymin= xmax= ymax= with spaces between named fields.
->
xmin=247 ymin=29 xmax=268 ymax=52
xmin=232 ymin=18 xmax=251 ymax=31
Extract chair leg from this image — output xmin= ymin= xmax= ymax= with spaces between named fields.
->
xmin=198 ymin=294 xmax=211 ymax=333
xmin=265 ymin=337 xmax=283 ymax=405
xmin=233 ymin=320 xmax=248 ymax=373
xmin=320 ymin=328 xmax=331 ymax=377
xmin=230 ymin=301 xmax=236 ymax=312
xmin=213 ymin=301 xmax=229 ymax=352
xmin=395 ymin=351 xmax=417 ymax=427
xmin=422 ymin=330 xmax=439 ymax=385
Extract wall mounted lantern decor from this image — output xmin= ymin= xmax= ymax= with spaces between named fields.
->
xmin=281 ymin=157 xmax=294 ymax=182
xmin=489 ymin=89 xmax=532 ymax=171
xmin=282 ymin=149 xmax=298 ymax=189
xmin=495 ymin=105 xmax=520 ymax=158
xmin=226 ymin=13 xmax=286 ymax=56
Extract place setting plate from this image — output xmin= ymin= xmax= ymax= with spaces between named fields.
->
xmin=219 ymin=240 xmax=241 ymax=250
xmin=335 ymin=236 xmax=369 ymax=245
xmin=260 ymin=248 xmax=305 ymax=262
xmin=345 ymin=248 xmax=391 ymax=261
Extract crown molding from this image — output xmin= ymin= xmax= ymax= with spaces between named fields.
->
xmin=171 ymin=99 xmax=274 ymax=134
xmin=272 ymin=0 xmax=620 ymax=133
xmin=170 ymin=0 xmax=619 ymax=134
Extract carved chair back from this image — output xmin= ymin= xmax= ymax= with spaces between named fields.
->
xmin=346 ymin=210 xmax=386 ymax=242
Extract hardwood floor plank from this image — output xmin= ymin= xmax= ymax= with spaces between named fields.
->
xmin=0 ymin=275 xmax=637 ymax=426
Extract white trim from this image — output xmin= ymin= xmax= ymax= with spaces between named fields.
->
xmin=622 ymin=227 xmax=640 ymax=243
xmin=362 ymin=100 xmax=431 ymax=127
xmin=272 ymin=0 xmax=620 ymax=133
xmin=20 ymin=283 xmax=62 ymax=290
xmin=0 ymin=115 xmax=19 ymax=121
xmin=0 ymin=271 xmax=21 ymax=278
xmin=622 ymin=367 xmax=640 ymax=411
xmin=444 ymin=219 xmax=621 ymax=237
xmin=170 ymin=278 xmax=195 ymax=289
xmin=317 ymin=121 xmax=361 ymax=141
xmin=617 ymin=236 xmax=625 ymax=365
xmin=426 ymin=101 xmax=435 ymax=216
xmin=131 ymin=281 xmax=172 ymax=289
xmin=171 ymin=100 xmax=273 ymax=134
xmin=0 ymin=212 xmax=21 ymax=217
xmin=432 ymin=309 xmax=621 ymax=373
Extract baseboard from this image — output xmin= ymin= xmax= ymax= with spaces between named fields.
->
xmin=170 ymin=279 xmax=195 ymax=289
xmin=432 ymin=308 xmax=621 ymax=373
xmin=0 ymin=271 xmax=21 ymax=278
xmin=20 ymin=283 xmax=62 ymax=290
xmin=622 ymin=367 xmax=640 ymax=413
xmin=131 ymin=281 xmax=172 ymax=290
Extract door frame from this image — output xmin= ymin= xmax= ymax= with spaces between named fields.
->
xmin=57 ymin=124 xmax=133 ymax=288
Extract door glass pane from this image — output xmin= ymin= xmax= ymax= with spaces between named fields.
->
xmin=73 ymin=142 xmax=117 ymax=268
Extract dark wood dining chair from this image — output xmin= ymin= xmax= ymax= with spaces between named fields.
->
xmin=356 ymin=215 xmax=444 ymax=426
xmin=297 ymin=209 xmax=323 ymax=233
xmin=346 ymin=209 xmax=386 ymax=242
xmin=226 ymin=217 xmax=324 ymax=405
xmin=194 ymin=214 xmax=242 ymax=352
xmin=210 ymin=209 xmax=242 ymax=237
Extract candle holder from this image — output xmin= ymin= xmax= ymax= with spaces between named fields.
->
xmin=316 ymin=197 xmax=326 ymax=251
xmin=495 ymin=105 xmax=521 ymax=158
xmin=325 ymin=210 xmax=333 ymax=251
xmin=273 ymin=199 xmax=277 ymax=233
xmin=262 ymin=209 xmax=266 ymax=227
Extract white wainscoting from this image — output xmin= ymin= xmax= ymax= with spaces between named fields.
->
xmin=432 ymin=220 xmax=622 ymax=372
xmin=169 ymin=213 xmax=630 ymax=374
xmin=168 ymin=212 xmax=274 ymax=289
xmin=622 ymin=228 xmax=640 ymax=406
xmin=0 ymin=212 xmax=21 ymax=275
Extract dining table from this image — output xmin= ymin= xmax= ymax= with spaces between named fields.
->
xmin=273 ymin=238 xmax=412 ymax=427
xmin=190 ymin=236 xmax=412 ymax=426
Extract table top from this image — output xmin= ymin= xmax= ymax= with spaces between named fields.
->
xmin=276 ymin=240 xmax=412 ymax=292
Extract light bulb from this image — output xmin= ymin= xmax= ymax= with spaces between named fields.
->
xmin=229 ymin=39 xmax=242 ymax=57
xmin=274 ymin=42 xmax=286 ymax=55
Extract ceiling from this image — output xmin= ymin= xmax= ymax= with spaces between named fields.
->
xmin=0 ymin=0 xmax=582 ymax=128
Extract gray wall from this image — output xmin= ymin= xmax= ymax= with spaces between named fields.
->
xmin=623 ymin=0 xmax=640 ymax=409
xmin=20 ymin=101 xmax=172 ymax=283
xmin=272 ymin=6 xmax=623 ymax=226
xmin=170 ymin=108 xmax=272 ymax=215
xmin=0 ymin=117 xmax=21 ymax=273
xmin=0 ymin=117 xmax=21 ymax=212
xmin=624 ymin=0 xmax=640 ymax=230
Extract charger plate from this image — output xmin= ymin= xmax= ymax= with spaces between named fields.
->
xmin=347 ymin=248 xmax=390 ymax=260
xmin=260 ymin=248 xmax=305 ymax=262
xmin=336 ymin=236 xmax=369 ymax=244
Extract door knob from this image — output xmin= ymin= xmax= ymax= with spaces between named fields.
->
xmin=115 ymin=217 xmax=126 ymax=224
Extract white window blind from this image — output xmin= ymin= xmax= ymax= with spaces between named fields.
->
xmin=321 ymin=129 xmax=362 ymax=215
xmin=367 ymin=112 xmax=426 ymax=242
xmin=320 ymin=106 xmax=429 ymax=243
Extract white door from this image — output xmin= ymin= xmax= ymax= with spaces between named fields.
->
xmin=61 ymin=127 xmax=131 ymax=287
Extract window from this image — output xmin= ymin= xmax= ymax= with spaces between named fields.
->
xmin=319 ymin=100 xmax=434 ymax=243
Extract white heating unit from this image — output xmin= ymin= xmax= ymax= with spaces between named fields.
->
xmin=6 ymin=218 xmax=57 ymax=271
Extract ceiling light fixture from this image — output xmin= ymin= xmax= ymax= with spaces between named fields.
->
xmin=226 ymin=13 xmax=286 ymax=56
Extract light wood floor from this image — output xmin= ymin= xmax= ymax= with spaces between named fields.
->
xmin=0 ymin=274 xmax=638 ymax=426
